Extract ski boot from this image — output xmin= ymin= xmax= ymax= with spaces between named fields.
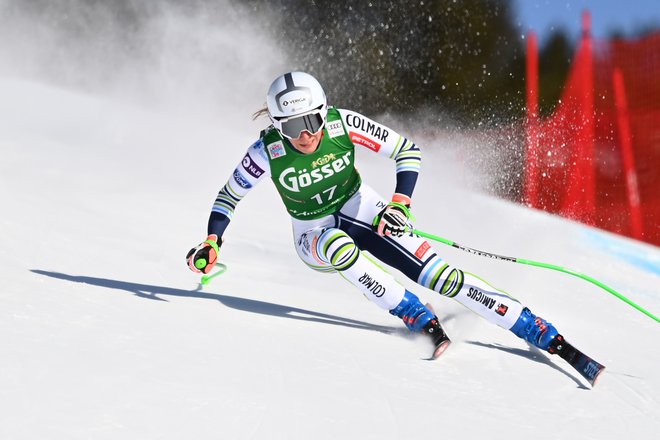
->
xmin=510 ymin=307 xmax=559 ymax=351
xmin=390 ymin=290 xmax=451 ymax=359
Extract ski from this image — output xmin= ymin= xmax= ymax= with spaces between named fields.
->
xmin=549 ymin=335 xmax=605 ymax=386
xmin=430 ymin=337 xmax=451 ymax=359
xmin=424 ymin=304 xmax=451 ymax=359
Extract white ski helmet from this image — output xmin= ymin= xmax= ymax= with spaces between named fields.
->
xmin=266 ymin=71 xmax=328 ymax=139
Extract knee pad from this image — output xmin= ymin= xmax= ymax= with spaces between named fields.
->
xmin=420 ymin=258 xmax=464 ymax=298
xmin=317 ymin=228 xmax=360 ymax=272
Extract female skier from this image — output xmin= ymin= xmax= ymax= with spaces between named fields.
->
xmin=186 ymin=71 xmax=562 ymax=359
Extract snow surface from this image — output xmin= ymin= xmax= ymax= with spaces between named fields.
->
xmin=1 ymin=3 xmax=659 ymax=436
xmin=2 ymin=75 xmax=659 ymax=440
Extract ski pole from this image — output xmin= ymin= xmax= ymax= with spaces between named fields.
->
xmin=411 ymin=228 xmax=660 ymax=324
xmin=200 ymin=263 xmax=228 ymax=286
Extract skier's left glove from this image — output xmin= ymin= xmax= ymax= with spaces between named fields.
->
xmin=186 ymin=234 xmax=221 ymax=274
xmin=373 ymin=200 xmax=413 ymax=237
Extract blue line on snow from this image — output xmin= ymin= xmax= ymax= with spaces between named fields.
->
xmin=584 ymin=230 xmax=660 ymax=276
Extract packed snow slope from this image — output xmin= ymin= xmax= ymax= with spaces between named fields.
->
xmin=1 ymin=75 xmax=660 ymax=440
xmin=1 ymin=3 xmax=659 ymax=436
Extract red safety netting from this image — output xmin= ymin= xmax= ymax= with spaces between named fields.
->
xmin=525 ymin=17 xmax=660 ymax=247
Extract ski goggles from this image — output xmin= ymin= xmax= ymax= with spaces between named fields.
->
xmin=273 ymin=110 xmax=326 ymax=140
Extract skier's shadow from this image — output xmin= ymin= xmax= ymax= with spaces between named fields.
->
xmin=465 ymin=340 xmax=589 ymax=389
xmin=30 ymin=270 xmax=397 ymax=335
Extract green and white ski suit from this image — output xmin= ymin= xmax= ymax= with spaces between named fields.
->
xmin=207 ymin=108 xmax=524 ymax=330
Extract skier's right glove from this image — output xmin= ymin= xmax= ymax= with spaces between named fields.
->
xmin=186 ymin=234 xmax=221 ymax=274
xmin=373 ymin=202 xmax=412 ymax=237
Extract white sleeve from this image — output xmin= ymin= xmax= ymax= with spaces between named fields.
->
xmin=211 ymin=138 xmax=271 ymax=220
xmin=337 ymin=108 xmax=421 ymax=198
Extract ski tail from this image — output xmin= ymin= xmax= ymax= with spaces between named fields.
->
xmin=424 ymin=303 xmax=451 ymax=359
xmin=550 ymin=335 xmax=605 ymax=386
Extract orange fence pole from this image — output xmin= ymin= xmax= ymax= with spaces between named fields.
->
xmin=562 ymin=11 xmax=596 ymax=224
xmin=580 ymin=11 xmax=596 ymax=224
xmin=612 ymin=68 xmax=644 ymax=240
xmin=524 ymin=31 xmax=540 ymax=208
